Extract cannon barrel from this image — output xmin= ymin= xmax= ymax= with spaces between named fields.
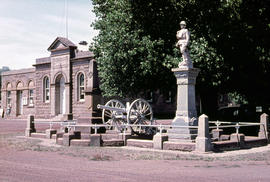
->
xmin=97 ymin=104 xmax=126 ymax=113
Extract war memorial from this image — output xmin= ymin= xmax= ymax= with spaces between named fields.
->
xmin=1 ymin=0 xmax=270 ymax=181
xmin=1 ymin=21 xmax=265 ymax=153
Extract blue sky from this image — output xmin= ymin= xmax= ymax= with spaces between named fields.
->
xmin=0 ymin=0 xmax=98 ymax=69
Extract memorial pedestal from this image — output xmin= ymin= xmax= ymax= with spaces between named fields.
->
xmin=168 ymin=67 xmax=200 ymax=142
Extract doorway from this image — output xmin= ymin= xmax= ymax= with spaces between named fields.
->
xmin=16 ymin=90 xmax=23 ymax=115
xmin=55 ymin=75 xmax=66 ymax=115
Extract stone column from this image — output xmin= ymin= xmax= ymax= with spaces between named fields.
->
xmin=65 ymin=83 xmax=71 ymax=114
xmin=230 ymin=133 xmax=245 ymax=147
xmin=63 ymin=83 xmax=73 ymax=120
xmin=212 ymin=129 xmax=223 ymax=140
xmin=258 ymin=113 xmax=269 ymax=140
xmin=168 ymin=67 xmax=200 ymax=142
xmin=90 ymin=134 xmax=101 ymax=146
xmin=25 ymin=114 xmax=35 ymax=137
xmin=63 ymin=133 xmax=73 ymax=146
xmin=153 ymin=133 xmax=168 ymax=150
xmin=195 ymin=114 xmax=212 ymax=152
xmin=50 ymin=84 xmax=56 ymax=116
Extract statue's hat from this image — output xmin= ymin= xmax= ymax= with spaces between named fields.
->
xmin=180 ymin=21 xmax=186 ymax=25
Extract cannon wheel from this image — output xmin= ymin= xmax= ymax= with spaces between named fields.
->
xmin=127 ymin=98 xmax=154 ymax=135
xmin=102 ymin=99 xmax=125 ymax=131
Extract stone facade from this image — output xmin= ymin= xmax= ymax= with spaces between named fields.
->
xmin=0 ymin=37 xmax=100 ymax=120
xmin=1 ymin=68 xmax=36 ymax=119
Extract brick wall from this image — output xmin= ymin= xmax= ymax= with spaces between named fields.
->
xmin=71 ymin=59 xmax=92 ymax=119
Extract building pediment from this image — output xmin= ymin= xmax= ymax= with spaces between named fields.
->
xmin=48 ymin=37 xmax=77 ymax=51
xmin=50 ymin=42 xmax=67 ymax=50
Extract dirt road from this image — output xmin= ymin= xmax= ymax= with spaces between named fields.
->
xmin=0 ymin=119 xmax=270 ymax=182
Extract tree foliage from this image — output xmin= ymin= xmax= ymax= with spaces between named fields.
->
xmin=91 ymin=0 xmax=270 ymax=106
xmin=91 ymin=0 xmax=168 ymax=97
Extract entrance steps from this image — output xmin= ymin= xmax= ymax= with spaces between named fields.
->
xmin=77 ymin=110 xmax=102 ymax=124
xmin=51 ymin=114 xmax=64 ymax=121
xmin=74 ymin=114 xmax=103 ymax=134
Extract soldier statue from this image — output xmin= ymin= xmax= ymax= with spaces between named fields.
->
xmin=176 ymin=21 xmax=193 ymax=68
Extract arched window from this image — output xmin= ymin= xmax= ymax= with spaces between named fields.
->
xmin=28 ymin=80 xmax=34 ymax=106
xmin=78 ymin=73 xmax=85 ymax=101
xmin=16 ymin=81 xmax=23 ymax=88
xmin=44 ymin=77 xmax=50 ymax=102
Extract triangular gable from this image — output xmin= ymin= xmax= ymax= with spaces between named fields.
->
xmin=48 ymin=37 xmax=77 ymax=51
xmin=50 ymin=41 xmax=67 ymax=50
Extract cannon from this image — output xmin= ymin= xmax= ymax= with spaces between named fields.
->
xmin=97 ymin=98 xmax=155 ymax=135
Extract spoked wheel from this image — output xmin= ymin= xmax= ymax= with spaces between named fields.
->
xmin=127 ymin=98 xmax=154 ymax=135
xmin=102 ymin=99 xmax=125 ymax=131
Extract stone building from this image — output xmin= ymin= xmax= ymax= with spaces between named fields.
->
xmin=0 ymin=37 xmax=100 ymax=120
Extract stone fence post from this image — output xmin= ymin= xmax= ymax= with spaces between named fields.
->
xmin=25 ymin=114 xmax=35 ymax=137
xmin=195 ymin=114 xmax=212 ymax=152
xmin=258 ymin=113 xmax=269 ymax=140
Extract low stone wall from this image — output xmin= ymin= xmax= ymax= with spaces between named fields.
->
xmin=24 ymin=113 xmax=270 ymax=153
xmin=213 ymin=138 xmax=268 ymax=151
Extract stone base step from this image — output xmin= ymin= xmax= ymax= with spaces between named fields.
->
xmin=126 ymin=139 xmax=153 ymax=148
xmin=220 ymin=135 xmax=230 ymax=141
xmin=244 ymin=137 xmax=268 ymax=147
xmin=31 ymin=133 xmax=46 ymax=139
xmin=102 ymin=139 xmax=124 ymax=147
xmin=212 ymin=137 xmax=268 ymax=151
xmin=101 ymin=133 xmax=120 ymax=140
xmin=82 ymin=133 xmax=119 ymax=140
xmin=163 ymin=141 xmax=195 ymax=151
xmin=70 ymin=139 xmax=91 ymax=147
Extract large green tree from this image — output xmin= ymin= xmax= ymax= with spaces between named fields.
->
xmin=91 ymin=0 xmax=270 ymax=115
xmin=91 ymin=0 xmax=169 ymax=98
